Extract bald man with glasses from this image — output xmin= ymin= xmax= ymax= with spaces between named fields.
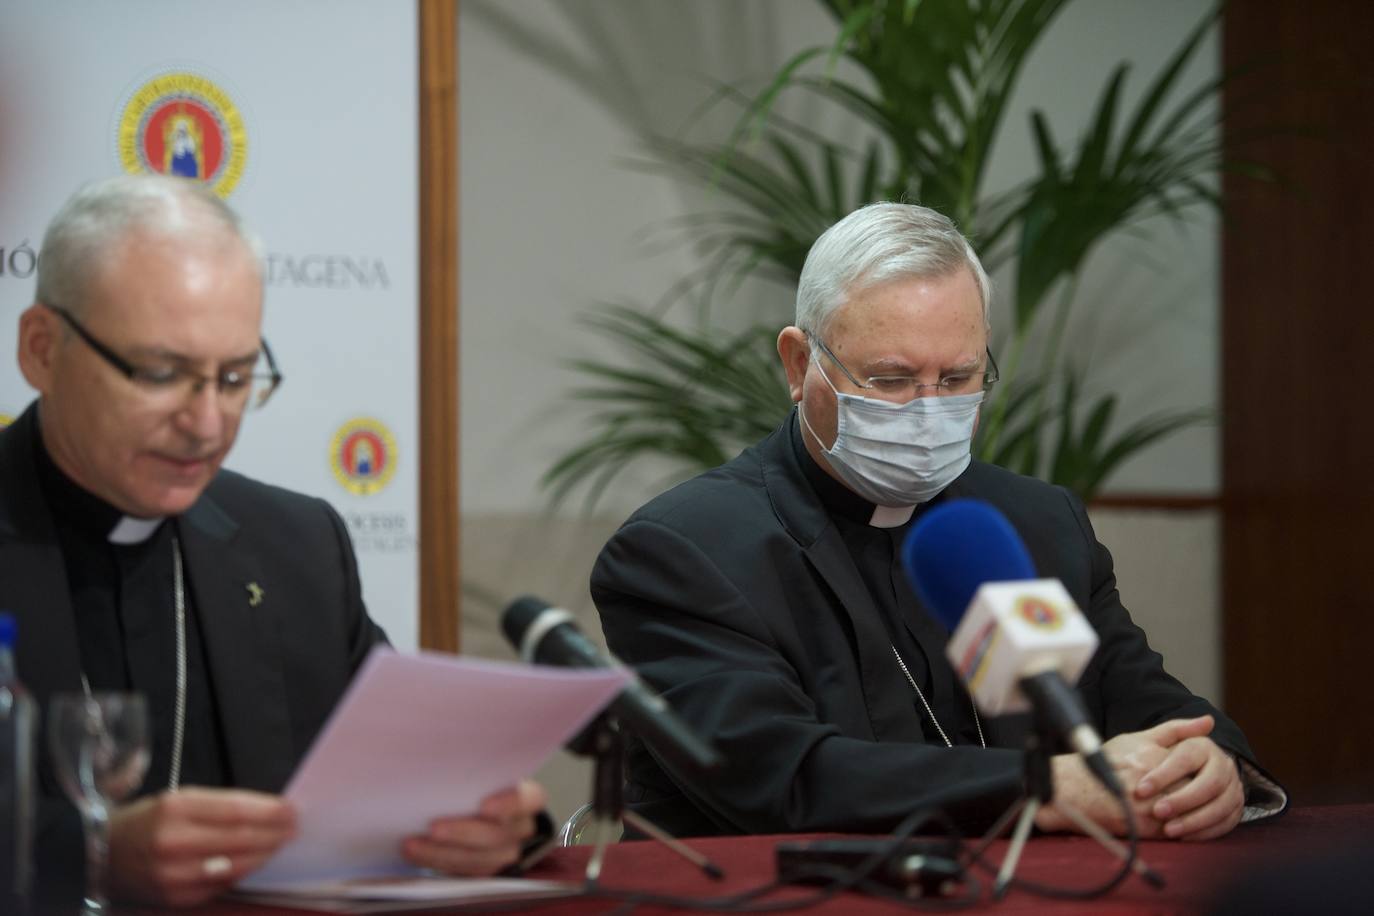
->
xmin=0 ymin=175 xmax=546 ymax=907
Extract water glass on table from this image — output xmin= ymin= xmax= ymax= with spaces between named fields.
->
xmin=48 ymin=693 xmax=149 ymax=915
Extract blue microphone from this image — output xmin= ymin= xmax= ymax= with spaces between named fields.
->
xmin=901 ymin=499 xmax=1121 ymax=796
xmin=902 ymin=499 xmax=1037 ymax=631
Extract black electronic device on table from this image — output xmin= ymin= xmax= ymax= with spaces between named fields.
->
xmin=776 ymin=837 xmax=965 ymax=899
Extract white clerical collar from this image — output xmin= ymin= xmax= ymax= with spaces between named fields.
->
xmin=868 ymin=504 xmax=916 ymax=528
xmin=107 ymin=515 xmax=166 ymax=545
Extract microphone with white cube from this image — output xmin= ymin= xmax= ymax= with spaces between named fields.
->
xmin=902 ymin=499 xmax=1165 ymax=897
xmin=901 ymin=499 xmax=1121 ymax=796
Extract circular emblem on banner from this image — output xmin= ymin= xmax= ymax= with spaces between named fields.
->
xmin=0 ymin=413 xmax=12 ymax=430
xmin=117 ymin=71 xmax=248 ymax=198
xmin=1016 ymin=596 xmax=1064 ymax=630
xmin=330 ymin=418 xmax=398 ymax=496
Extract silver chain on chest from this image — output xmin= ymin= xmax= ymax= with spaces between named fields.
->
xmin=167 ymin=536 xmax=187 ymax=790
xmin=890 ymin=644 xmax=985 ymax=749
xmin=80 ymin=534 xmax=187 ymax=791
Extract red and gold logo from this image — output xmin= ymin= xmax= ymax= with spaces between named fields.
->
xmin=330 ymin=418 xmax=398 ymax=496
xmin=117 ymin=71 xmax=248 ymax=198
xmin=1016 ymin=596 xmax=1064 ymax=630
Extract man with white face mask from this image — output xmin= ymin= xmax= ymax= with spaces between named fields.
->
xmin=590 ymin=202 xmax=1285 ymax=841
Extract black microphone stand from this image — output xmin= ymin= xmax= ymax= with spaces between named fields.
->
xmin=968 ymin=705 xmax=1164 ymax=898
xmin=522 ymin=714 xmax=725 ymax=885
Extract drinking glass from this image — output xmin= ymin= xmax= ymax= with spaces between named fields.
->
xmin=48 ymin=693 xmax=150 ymax=915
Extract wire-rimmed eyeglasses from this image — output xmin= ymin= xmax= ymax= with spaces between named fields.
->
xmin=808 ymin=333 xmax=999 ymax=398
xmin=45 ymin=303 xmax=283 ymax=413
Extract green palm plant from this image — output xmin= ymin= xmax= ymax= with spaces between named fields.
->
xmin=544 ymin=307 xmax=790 ymax=507
xmin=544 ymin=0 xmax=1226 ymax=507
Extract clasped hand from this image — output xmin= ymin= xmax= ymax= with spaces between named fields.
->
xmin=109 ymin=779 xmax=547 ymax=906
xmin=1035 ymin=714 xmax=1244 ymax=842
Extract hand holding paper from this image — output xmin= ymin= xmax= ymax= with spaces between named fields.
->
xmin=401 ymin=778 xmax=547 ymax=875
xmin=240 ymin=648 xmax=628 ymax=890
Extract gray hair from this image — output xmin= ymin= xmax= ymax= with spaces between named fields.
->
xmin=35 ymin=174 xmax=264 ymax=316
xmin=795 ymin=202 xmax=991 ymax=336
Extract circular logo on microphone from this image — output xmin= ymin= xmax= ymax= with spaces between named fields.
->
xmin=1016 ymin=596 xmax=1064 ymax=630
xmin=330 ymin=417 xmax=398 ymax=496
xmin=116 ymin=70 xmax=248 ymax=198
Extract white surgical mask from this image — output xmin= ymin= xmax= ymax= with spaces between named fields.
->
xmin=800 ymin=356 xmax=982 ymax=507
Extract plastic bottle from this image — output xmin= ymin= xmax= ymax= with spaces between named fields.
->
xmin=0 ymin=612 xmax=35 ymax=912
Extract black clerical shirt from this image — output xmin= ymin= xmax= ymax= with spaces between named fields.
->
xmin=788 ymin=413 xmax=985 ymax=747
xmin=33 ymin=434 xmax=231 ymax=793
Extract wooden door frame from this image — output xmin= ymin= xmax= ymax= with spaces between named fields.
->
xmin=418 ymin=0 xmax=460 ymax=652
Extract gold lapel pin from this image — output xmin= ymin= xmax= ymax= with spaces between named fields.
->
xmin=246 ymin=582 xmax=265 ymax=607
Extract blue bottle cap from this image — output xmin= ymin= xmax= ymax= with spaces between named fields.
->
xmin=0 ymin=612 xmax=14 ymax=648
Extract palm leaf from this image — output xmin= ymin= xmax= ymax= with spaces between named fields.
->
xmin=543 ymin=307 xmax=792 ymax=510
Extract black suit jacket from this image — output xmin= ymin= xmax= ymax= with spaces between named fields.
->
xmin=0 ymin=404 xmax=385 ymax=891
xmin=591 ymin=413 xmax=1265 ymax=837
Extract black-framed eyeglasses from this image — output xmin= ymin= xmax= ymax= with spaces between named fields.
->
xmin=45 ymin=303 xmax=283 ymax=413
xmin=808 ymin=333 xmax=999 ymax=398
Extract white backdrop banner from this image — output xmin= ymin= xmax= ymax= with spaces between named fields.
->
xmin=0 ymin=1 xmax=421 ymax=649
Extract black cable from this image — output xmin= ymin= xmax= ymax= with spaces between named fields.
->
xmin=508 ymin=785 xmax=1157 ymax=913
xmin=963 ymin=790 xmax=1143 ymax=900
xmin=572 ymin=806 xmax=981 ymax=914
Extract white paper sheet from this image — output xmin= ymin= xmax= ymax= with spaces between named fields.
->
xmin=240 ymin=648 xmax=627 ymax=888
xmin=235 ymin=876 xmax=575 ymax=913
